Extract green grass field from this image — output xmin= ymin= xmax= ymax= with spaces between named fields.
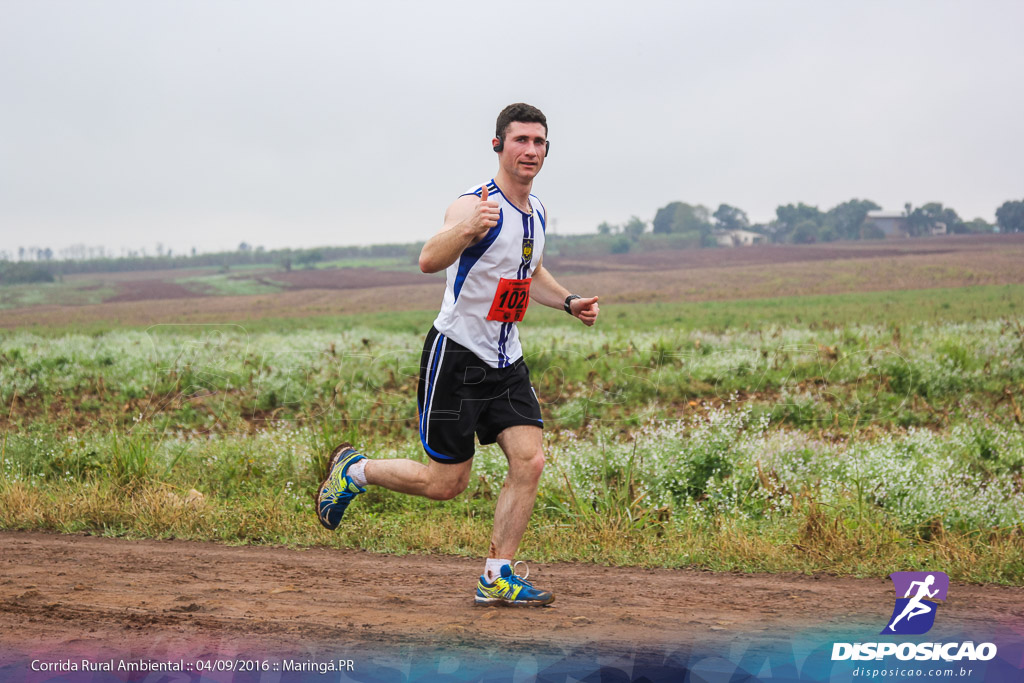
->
xmin=2 ymin=283 xmax=1023 ymax=583
xmin=313 ymin=256 xmax=418 ymax=271
xmin=176 ymin=272 xmax=287 ymax=297
xmin=0 ymin=279 xmax=118 ymax=310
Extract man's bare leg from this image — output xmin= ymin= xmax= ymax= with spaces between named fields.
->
xmin=472 ymin=424 xmax=553 ymax=605
xmin=364 ymin=457 xmax=472 ymax=501
xmin=489 ymin=425 xmax=546 ymax=560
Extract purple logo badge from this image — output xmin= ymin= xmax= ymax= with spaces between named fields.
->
xmin=881 ymin=571 xmax=949 ymax=635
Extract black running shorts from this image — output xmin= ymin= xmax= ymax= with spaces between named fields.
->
xmin=417 ymin=326 xmax=543 ymax=464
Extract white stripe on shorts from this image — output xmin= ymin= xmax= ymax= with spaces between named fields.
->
xmin=423 ymin=335 xmax=447 ymax=448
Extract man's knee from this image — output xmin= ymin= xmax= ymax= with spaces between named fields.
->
xmin=513 ymin=448 xmax=546 ymax=484
xmin=425 ymin=468 xmax=471 ymax=500
xmin=428 ymin=483 xmax=465 ymax=501
xmin=530 ymin=450 xmax=546 ymax=480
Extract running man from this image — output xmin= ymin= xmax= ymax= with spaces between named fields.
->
xmin=888 ymin=574 xmax=939 ymax=631
xmin=316 ymin=103 xmax=599 ymax=606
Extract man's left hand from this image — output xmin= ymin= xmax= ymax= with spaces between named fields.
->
xmin=571 ymin=296 xmax=600 ymax=326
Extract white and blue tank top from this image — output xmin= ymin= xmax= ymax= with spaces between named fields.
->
xmin=432 ymin=179 xmax=547 ymax=368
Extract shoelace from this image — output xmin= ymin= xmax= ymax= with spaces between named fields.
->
xmin=509 ymin=561 xmax=535 ymax=587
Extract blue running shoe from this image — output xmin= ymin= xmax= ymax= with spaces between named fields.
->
xmin=316 ymin=442 xmax=366 ymax=530
xmin=475 ymin=562 xmax=554 ymax=607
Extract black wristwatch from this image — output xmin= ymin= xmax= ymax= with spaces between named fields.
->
xmin=564 ymin=294 xmax=581 ymax=314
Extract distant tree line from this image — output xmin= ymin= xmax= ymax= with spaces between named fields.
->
xmin=0 ymin=241 xmax=419 ymax=284
xmin=595 ymin=198 xmax=1024 ymax=246
xmin=0 ymin=261 xmax=57 ymax=285
xmin=3 ymin=198 xmax=1023 ymax=281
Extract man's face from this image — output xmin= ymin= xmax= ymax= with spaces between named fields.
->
xmin=495 ymin=121 xmax=547 ymax=180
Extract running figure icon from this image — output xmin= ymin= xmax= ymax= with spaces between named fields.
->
xmin=888 ymin=574 xmax=939 ymax=631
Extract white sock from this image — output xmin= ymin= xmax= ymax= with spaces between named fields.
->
xmin=348 ymin=459 xmax=368 ymax=488
xmin=484 ymin=558 xmax=511 ymax=584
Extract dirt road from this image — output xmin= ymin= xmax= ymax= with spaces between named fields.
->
xmin=2 ymin=531 xmax=1022 ymax=676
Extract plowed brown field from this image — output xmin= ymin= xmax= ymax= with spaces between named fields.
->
xmin=3 ymin=235 xmax=1023 ymax=329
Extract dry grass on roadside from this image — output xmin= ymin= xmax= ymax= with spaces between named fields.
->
xmin=3 ymin=477 xmax=1022 ymax=585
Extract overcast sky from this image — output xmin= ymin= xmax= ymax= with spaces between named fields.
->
xmin=2 ymin=0 xmax=1022 ymax=258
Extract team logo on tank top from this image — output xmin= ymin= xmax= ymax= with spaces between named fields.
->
xmin=522 ymin=238 xmax=534 ymax=263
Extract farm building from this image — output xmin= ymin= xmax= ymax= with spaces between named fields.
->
xmin=713 ymin=229 xmax=768 ymax=247
xmin=864 ymin=211 xmax=909 ymax=238
xmin=864 ymin=210 xmax=948 ymax=238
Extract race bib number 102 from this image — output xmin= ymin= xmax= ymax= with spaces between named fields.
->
xmin=486 ymin=278 xmax=532 ymax=322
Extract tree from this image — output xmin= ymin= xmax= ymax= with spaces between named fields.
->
xmin=713 ymin=204 xmax=749 ymax=232
xmin=652 ymin=203 xmax=678 ymax=234
xmin=904 ymin=203 xmax=927 ymax=236
xmin=610 ymin=236 xmax=631 ymax=254
xmin=958 ymin=218 xmax=994 ymax=234
xmin=652 ymin=202 xmax=711 ymax=235
xmin=279 ymin=251 xmax=293 ymax=271
xmin=596 ymin=221 xmax=614 ymax=235
xmin=623 ymin=215 xmax=646 ymax=237
xmin=295 ymin=248 xmax=323 ymax=268
xmin=996 ymin=200 xmax=1024 ymax=233
xmin=824 ymin=198 xmax=880 ymax=240
xmin=938 ymin=206 xmax=963 ymax=234
xmin=906 ymin=202 xmax=962 ymax=236
xmin=773 ymin=203 xmax=822 ymax=242
xmin=818 ymin=224 xmax=839 ymax=242
xmin=792 ymin=220 xmax=819 ymax=244
xmin=0 ymin=262 xmax=54 ymax=284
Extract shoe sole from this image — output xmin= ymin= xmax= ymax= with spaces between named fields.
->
xmin=474 ymin=595 xmax=555 ymax=607
xmin=315 ymin=442 xmax=360 ymax=530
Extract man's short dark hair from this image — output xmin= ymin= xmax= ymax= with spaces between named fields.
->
xmin=495 ymin=103 xmax=547 ymax=139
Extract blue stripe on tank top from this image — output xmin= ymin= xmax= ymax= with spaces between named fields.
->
xmin=459 ymin=181 xmax=497 ymax=200
xmin=498 ymin=321 xmax=511 ymax=368
xmin=517 ymin=212 xmax=529 ymax=279
xmin=532 ymin=196 xmax=546 ymax=233
xmin=504 ymin=322 xmax=512 ymax=368
xmin=453 ymin=212 xmax=503 ymax=302
xmin=496 ymin=323 xmax=505 ymax=368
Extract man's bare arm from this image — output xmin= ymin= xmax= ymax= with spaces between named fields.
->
xmin=418 ymin=187 xmax=501 ymax=274
xmin=530 ymin=258 xmax=600 ymax=326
